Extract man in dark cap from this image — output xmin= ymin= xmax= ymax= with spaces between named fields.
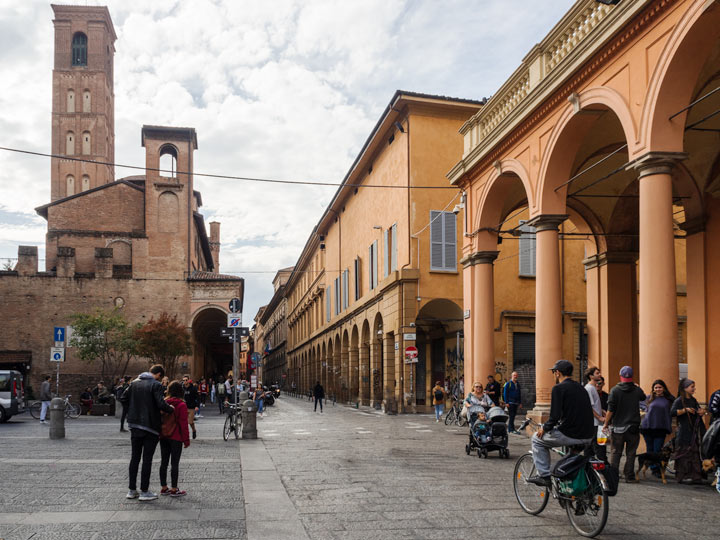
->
xmin=529 ymin=359 xmax=595 ymax=486
xmin=602 ymin=366 xmax=646 ymax=482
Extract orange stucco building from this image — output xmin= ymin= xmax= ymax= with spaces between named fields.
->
xmin=451 ymin=0 xmax=720 ymax=418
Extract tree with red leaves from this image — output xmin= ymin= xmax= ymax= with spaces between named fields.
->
xmin=135 ymin=313 xmax=191 ymax=379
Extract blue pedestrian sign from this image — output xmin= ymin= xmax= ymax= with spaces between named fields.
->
xmin=54 ymin=327 xmax=65 ymax=342
xmin=50 ymin=347 xmax=65 ymax=362
xmin=251 ymin=352 xmax=261 ymax=363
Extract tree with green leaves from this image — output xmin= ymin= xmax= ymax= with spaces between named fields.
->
xmin=69 ymin=309 xmax=139 ymax=383
xmin=135 ymin=312 xmax=191 ymax=379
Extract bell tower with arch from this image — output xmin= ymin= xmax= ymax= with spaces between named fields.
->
xmin=51 ymin=5 xmax=116 ymax=201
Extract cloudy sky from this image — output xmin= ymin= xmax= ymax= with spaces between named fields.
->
xmin=0 ymin=0 xmax=575 ymax=320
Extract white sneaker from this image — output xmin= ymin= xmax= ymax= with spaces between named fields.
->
xmin=138 ymin=491 xmax=158 ymax=501
xmin=126 ymin=490 xmax=139 ymax=499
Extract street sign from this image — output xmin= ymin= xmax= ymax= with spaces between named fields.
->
xmin=50 ymin=347 xmax=65 ymax=363
xmin=227 ymin=313 xmax=242 ymax=327
xmin=229 ymin=298 xmax=242 ymax=313
xmin=404 ymin=345 xmax=418 ymax=364
xmin=54 ymin=327 xmax=65 ymax=343
xmin=251 ymin=375 xmax=257 ymax=387
xmin=403 ymin=333 xmax=416 ymax=341
xmin=251 ymin=352 xmax=261 ymax=363
xmin=237 ymin=326 xmax=250 ymax=337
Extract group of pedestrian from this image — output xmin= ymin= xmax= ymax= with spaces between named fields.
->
xmin=119 ymin=365 xmax=192 ymax=502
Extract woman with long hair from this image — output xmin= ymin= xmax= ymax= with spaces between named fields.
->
xmin=159 ymin=380 xmax=190 ymax=497
xmin=640 ymin=379 xmax=674 ymax=477
xmin=671 ymin=378 xmax=707 ymax=484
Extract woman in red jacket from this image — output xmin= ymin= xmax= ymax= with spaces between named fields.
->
xmin=159 ymin=381 xmax=190 ymax=497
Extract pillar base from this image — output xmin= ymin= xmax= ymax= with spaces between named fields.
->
xmin=525 ymin=404 xmax=551 ymax=434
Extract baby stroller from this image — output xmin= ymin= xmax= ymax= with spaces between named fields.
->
xmin=465 ymin=406 xmax=511 ymax=459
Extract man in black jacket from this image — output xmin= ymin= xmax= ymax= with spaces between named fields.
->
xmin=120 ymin=364 xmax=174 ymax=501
xmin=183 ymin=375 xmax=199 ymax=439
xmin=313 ymin=381 xmax=325 ymax=413
xmin=529 ymin=360 xmax=595 ymax=486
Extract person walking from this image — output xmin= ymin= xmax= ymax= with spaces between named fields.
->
xmin=313 ymin=381 xmax=325 ymax=412
xmin=431 ymin=381 xmax=446 ymax=422
xmin=182 ymin=376 xmax=199 ymax=440
xmin=485 ymin=375 xmax=501 ymax=408
xmin=209 ymin=378 xmax=216 ymax=405
xmin=39 ymin=375 xmax=52 ymax=424
xmin=671 ymin=378 xmax=707 ymax=484
xmin=117 ymin=376 xmax=131 ymax=432
xmin=528 ymin=360 xmax=595 ymax=486
xmin=602 ymin=366 xmax=646 ymax=482
xmin=120 ymin=364 xmax=174 ymax=501
xmin=159 ymin=381 xmax=190 ymax=497
xmin=639 ymin=379 xmax=674 ymax=478
xmin=502 ymin=371 xmax=522 ymax=433
xmin=198 ymin=378 xmax=208 ymax=412
xmin=217 ymin=378 xmax=226 ymax=413
xmin=584 ymin=366 xmax=606 ymax=461
xmin=709 ymin=386 xmax=720 ymax=423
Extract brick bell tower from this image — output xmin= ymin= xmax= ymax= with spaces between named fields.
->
xmin=50 ymin=5 xmax=116 ymax=201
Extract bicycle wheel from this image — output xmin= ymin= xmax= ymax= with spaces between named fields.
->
xmin=513 ymin=452 xmax=550 ymax=515
xmin=65 ymin=402 xmax=81 ymax=419
xmin=223 ymin=415 xmax=233 ymax=441
xmin=29 ymin=402 xmax=42 ymax=419
xmin=566 ymin=467 xmax=609 ymax=538
xmin=457 ymin=413 xmax=468 ymax=427
xmin=444 ymin=409 xmax=455 ymax=425
xmin=234 ymin=412 xmax=241 ymax=440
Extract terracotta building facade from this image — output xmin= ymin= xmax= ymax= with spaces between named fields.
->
xmin=0 ymin=5 xmax=243 ymax=395
xmin=451 ymin=0 xmax=720 ymax=419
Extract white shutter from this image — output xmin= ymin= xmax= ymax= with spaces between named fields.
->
xmin=430 ymin=211 xmax=443 ymax=270
xmin=342 ymin=269 xmax=349 ymax=310
xmin=518 ymin=221 xmax=536 ymax=276
xmin=368 ymin=245 xmax=374 ymax=290
xmin=443 ymin=212 xmax=456 ymax=271
xmin=383 ymin=228 xmax=389 ymax=278
xmin=391 ymin=223 xmax=398 ymax=271
xmin=372 ymin=241 xmax=378 ymax=289
xmin=326 ymin=286 xmax=331 ymax=321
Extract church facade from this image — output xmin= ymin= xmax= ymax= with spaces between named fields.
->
xmin=0 ymin=5 xmax=243 ymax=396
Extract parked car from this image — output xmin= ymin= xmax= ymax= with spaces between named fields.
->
xmin=0 ymin=370 xmax=26 ymax=423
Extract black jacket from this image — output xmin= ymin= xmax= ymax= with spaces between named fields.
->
xmin=120 ymin=372 xmax=173 ymax=435
xmin=543 ymin=378 xmax=595 ymax=440
xmin=184 ymin=383 xmax=199 ymax=408
xmin=607 ymin=382 xmax=646 ymax=429
xmin=313 ymin=384 xmax=325 ymax=399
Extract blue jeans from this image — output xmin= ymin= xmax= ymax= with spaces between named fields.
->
xmin=434 ymin=404 xmax=444 ymax=420
xmin=531 ymin=429 xmax=592 ymax=477
xmin=255 ymin=399 xmax=264 ymax=414
xmin=642 ymin=431 xmax=665 ymax=471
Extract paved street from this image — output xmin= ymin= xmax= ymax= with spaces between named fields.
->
xmin=1 ymin=397 xmax=718 ymax=540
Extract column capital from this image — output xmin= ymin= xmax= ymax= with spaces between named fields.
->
xmin=630 ymin=151 xmax=688 ymax=178
xmin=526 ymin=214 xmax=568 ymax=232
xmin=461 ymin=250 xmax=499 ymax=267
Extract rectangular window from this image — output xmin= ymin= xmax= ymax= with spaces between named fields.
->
xmin=518 ymin=220 xmax=537 ymax=277
xmin=369 ymin=241 xmax=378 ymax=290
xmin=430 ymin=211 xmax=457 ymax=271
xmin=334 ymin=277 xmax=340 ymax=315
xmin=342 ymin=269 xmax=349 ymax=310
xmin=383 ymin=228 xmax=389 ymax=278
xmin=391 ymin=223 xmax=398 ymax=272
xmin=354 ymin=257 xmax=362 ymax=300
xmin=326 ymin=286 xmax=331 ymax=322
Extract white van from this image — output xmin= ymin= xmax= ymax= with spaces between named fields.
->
xmin=0 ymin=370 xmax=25 ymax=422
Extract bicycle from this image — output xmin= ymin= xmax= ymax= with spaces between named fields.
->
xmin=512 ymin=418 xmax=610 ymax=538
xmin=28 ymin=395 xmax=81 ymax=419
xmin=444 ymin=395 xmax=467 ymax=427
xmin=223 ymin=402 xmax=241 ymax=441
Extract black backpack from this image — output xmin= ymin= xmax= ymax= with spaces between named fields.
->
xmin=434 ymin=389 xmax=444 ymax=402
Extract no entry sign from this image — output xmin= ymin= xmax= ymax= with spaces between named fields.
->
xmin=404 ymin=346 xmax=418 ymax=364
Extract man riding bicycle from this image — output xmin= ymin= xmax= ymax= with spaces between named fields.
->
xmin=529 ymin=359 xmax=595 ymax=487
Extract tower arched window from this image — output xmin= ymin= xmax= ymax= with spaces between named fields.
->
xmin=83 ymin=90 xmax=91 ymax=112
xmin=66 ymin=132 xmax=75 ymax=155
xmin=159 ymin=144 xmax=178 ymax=178
xmin=82 ymin=131 xmax=91 ymax=155
xmin=82 ymin=175 xmax=90 ymax=192
xmin=67 ymin=89 xmax=75 ymax=113
xmin=66 ymin=175 xmax=75 ymax=196
xmin=71 ymin=33 xmax=87 ymax=66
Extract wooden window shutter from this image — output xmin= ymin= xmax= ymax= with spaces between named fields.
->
xmin=518 ymin=220 xmax=537 ymax=277
xmin=391 ymin=223 xmax=398 ymax=272
xmin=443 ymin=212 xmax=456 ymax=271
xmin=430 ymin=211 xmax=443 ymax=270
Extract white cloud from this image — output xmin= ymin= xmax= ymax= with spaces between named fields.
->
xmin=0 ymin=0 xmax=576 ymax=319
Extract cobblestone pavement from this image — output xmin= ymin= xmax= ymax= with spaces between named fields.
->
xmin=1 ymin=397 xmax=719 ymax=540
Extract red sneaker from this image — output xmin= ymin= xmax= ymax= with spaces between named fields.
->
xmin=160 ymin=487 xmax=170 ymax=496
xmin=170 ymin=489 xmax=187 ymax=497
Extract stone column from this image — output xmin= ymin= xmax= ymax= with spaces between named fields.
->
xmin=583 ymin=254 xmax=601 ymax=369
xmin=359 ymin=344 xmax=370 ymax=405
xmin=634 ymin=153 xmax=684 ymax=392
xmin=370 ymin=339 xmax=381 ymax=407
xmin=469 ymin=251 xmax=499 ymax=383
xmin=340 ymin=346 xmax=349 ymax=402
xmin=349 ymin=346 xmax=359 ymax=403
xmin=383 ymin=334 xmax=396 ymax=405
xmin=684 ymin=223 xmax=707 ymax=402
xmin=528 ymin=215 xmax=567 ymax=413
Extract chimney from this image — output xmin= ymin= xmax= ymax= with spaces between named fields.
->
xmin=56 ymin=247 xmax=76 ymax=277
xmin=209 ymin=221 xmax=220 ymax=272
xmin=16 ymin=246 xmax=38 ymax=276
xmin=95 ymin=247 xmax=114 ymax=278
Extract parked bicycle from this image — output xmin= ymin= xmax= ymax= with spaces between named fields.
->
xmin=223 ymin=402 xmax=241 ymax=441
xmin=512 ymin=418 xmax=610 ymax=538
xmin=28 ymin=395 xmax=81 ymax=419
xmin=444 ymin=395 xmax=467 ymax=426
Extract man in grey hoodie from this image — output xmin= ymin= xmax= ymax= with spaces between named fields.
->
xmin=120 ymin=365 xmax=174 ymax=501
xmin=603 ymin=366 xmax=646 ymax=482
xmin=39 ymin=375 xmax=52 ymax=424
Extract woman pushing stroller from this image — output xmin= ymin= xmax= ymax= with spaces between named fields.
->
xmin=465 ymin=382 xmax=495 ymax=425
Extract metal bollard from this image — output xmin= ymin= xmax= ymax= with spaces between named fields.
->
xmin=241 ymin=399 xmax=258 ymax=439
xmin=238 ymin=391 xmax=249 ymax=402
xmin=49 ymin=397 xmax=65 ymax=439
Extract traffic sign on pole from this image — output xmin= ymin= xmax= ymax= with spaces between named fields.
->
xmin=404 ymin=346 xmax=418 ymax=364
xmin=229 ymin=298 xmax=242 ymax=313
xmin=227 ymin=313 xmax=242 ymax=327
xmin=50 ymin=347 xmax=65 ymax=362
xmin=54 ymin=327 xmax=65 ymax=343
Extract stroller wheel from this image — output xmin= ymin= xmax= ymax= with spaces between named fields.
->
xmin=477 ymin=449 xmax=483 ymax=459
xmin=482 ymin=449 xmax=489 ymax=459
xmin=465 ymin=444 xmax=471 ymax=455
